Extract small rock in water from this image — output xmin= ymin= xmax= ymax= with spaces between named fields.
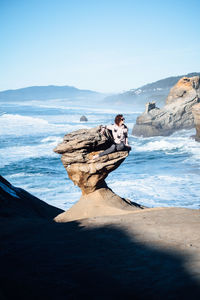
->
xmin=80 ymin=115 xmax=88 ymax=122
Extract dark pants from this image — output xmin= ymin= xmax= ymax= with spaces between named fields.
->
xmin=99 ymin=142 xmax=131 ymax=157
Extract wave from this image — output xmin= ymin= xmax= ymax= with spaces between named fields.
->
xmin=108 ymin=174 xmax=200 ymax=209
xmin=0 ymin=139 xmax=59 ymax=167
xmin=0 ymin=113 xmax=90 ymax=136
xmin=8 ymin=172 xmax=45 ymax=178
xmin=40 ymin=136 xmax=62 ymax=143
xmin=130 ymin=130 xmax=200 ymax=161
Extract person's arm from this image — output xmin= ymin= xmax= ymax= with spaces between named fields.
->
xmin=124 ymin=126 xmax=129 ymax=145
xmin=99 ymin=124 xmax=113 ymax=136
xmin=106 ymin=124 xmax=114 ymax=130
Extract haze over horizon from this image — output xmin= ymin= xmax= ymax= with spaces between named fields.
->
xmin=1 ymin=0 xmax=200 ymax=93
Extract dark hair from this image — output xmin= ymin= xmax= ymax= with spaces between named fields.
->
xmin=115 ymin=114 xmax=124 ymax=126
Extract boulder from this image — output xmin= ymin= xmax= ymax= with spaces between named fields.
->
xmin=132 ymin=76 xmax=200 ymax=137
xmin=192 ymin=103 xmax=200 ymax=142
xmin=80 ymin=115 xmax=88 ymax=122
xmin=54 ymin=126 xmax=143 ymax=222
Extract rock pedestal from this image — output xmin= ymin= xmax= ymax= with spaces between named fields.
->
xmin=192 ymin=103 xmax=200 ymax=142
xmin=54 ymin=127 xmax=142 ymax=222
xmin=132 ymin=76 xmax=200 ymax=137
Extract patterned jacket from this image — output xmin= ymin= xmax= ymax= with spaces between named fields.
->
xmin=106 ymin=124 xmax=128 ymax=145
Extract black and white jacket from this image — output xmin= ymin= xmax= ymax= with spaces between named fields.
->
xmin=106 ymin=124 xmax=128 ymax=145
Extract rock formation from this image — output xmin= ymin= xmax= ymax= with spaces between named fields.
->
xmin=192 ymin=103 xmax=200 ymax=142
xmin=80 ymin=115 xmax=88 ymax=122
xmin=132 ymin=76 xmax=200 ymax=137
xmin=54 ymin=126 xmax=143 ymax=222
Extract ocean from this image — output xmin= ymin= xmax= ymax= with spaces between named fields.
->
xmin=0 ymin=98 xmax=200 ymax=210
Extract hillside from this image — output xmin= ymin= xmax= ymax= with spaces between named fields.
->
xmin=0 ymin=85 xmax=101 ymax=101
xmin=1 ymin=72 xmax=200 ymax=105
xmin=103 ymin=72 xmax=200 ymax=108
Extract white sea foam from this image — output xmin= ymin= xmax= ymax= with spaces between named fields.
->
xmin=0 ymin=114 xmax=90 ymax=136
xmin=108 ymin=174 xmax=200 ymax=209
xmin=41 ymin=136 xmax=62 ymax=143
xmin=130 ymin=131 xmax=200 ymax=162
xmin=0 ymin=141 xmax=57 ymax=167
xmin=8 ymin=172 xmax=44 ymax=178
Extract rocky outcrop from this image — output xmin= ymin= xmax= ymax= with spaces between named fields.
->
xmin=192 ymin=103 xmax=200 ymax=142
xmin=80 ymin=115 xmax=88 ymax=121
xmin=132 ymin=76 xmax=200 ymax=137
xmin=54 ymin=126 xmax=143 ymax=222
xmin=0 ymin=175 xmax=62 ymax=219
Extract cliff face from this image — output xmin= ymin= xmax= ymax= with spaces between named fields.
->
xmin=132 ymin=76 xmax=200 ymax=137
xmin=192 ymin=103 xmax=200 ymax=142
xmin=54 ymin=126 xmax=143 ymax=222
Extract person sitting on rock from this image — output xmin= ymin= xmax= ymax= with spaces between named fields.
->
xmin=92 ymin=114 xmax=131 ymax=160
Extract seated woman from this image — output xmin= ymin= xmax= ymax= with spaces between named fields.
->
xmin=93 ymin=114 xmax=131 ymax=160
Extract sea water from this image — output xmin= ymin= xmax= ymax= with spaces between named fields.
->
xmin=0 ymin=98 xmax=199 ymax=210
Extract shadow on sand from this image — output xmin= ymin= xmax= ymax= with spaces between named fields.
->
xmin=1 ymin=216 xmax=200 ymax=300
xmin=0 ymin=175 xmax=200 ymax=299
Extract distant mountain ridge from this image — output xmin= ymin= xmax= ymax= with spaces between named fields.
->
xmin=104 ymin=72 xmax=200 ymax=108
xmin=0 ymin=85 xmax=101 ymax=101
xmin=1 ymin=72 xmax=200 ymax=105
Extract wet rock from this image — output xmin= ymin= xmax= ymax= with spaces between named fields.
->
xmin=192 ymin=103 xmax=200 ymax=142
xmin=80 ymin=115 xmax=88 ymax=122
xmin=132 ymin=76 xmax=200 ymax=137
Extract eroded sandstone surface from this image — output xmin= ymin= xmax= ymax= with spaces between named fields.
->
xmin=132 ymin=76 xmax=200 ymax=137
xmin=54 ymin=126 xmax=142 ymax=222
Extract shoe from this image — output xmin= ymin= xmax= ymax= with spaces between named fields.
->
xmin=89 ymin=154 xmax=99 ymax=162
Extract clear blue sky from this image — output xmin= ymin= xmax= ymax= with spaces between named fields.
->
xmin=1 ymin=0 xmax=200 ymax=93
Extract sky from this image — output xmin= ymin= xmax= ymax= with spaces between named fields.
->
xmin=1 ymin=0 xmax=200 ymax=93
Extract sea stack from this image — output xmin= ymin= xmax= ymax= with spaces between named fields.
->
xmin=132 ymin=76 xmax=200 ymax=137
xmin=192 ymin=103 xmax=200 ymax=142
xmin=53 ymin=126 xmax=143 ymax=222
xmin=80 ymin=115 xmax=88 ymax=122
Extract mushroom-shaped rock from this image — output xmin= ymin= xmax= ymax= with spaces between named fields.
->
xmin=54 ymin=126 xmax=143 ymax=222
xmin=132 ymin=76 xmax=200 ymax=137
xmin=192 ymin=103 xmax=200 ymax=142
xmin=80 ymin=115 xmax=88 ymax=122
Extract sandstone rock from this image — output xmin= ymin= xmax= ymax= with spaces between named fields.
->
xmin=192 ymin=103 xmax=200 ymax=142
xmin=166 ymin=76 xmax=200 ymax=105
xmin=80 ymin=115 xmax=88 ymax=122
xmin=54 ymin=127 xmax=142 ymax=222
xmin=132 ymin=76 xmax=200 ymax=137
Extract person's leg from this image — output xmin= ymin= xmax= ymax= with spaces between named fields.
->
xmin=99 ymin=144 xmax=116 ymax=157
xmin=116 ymin=142 xmax=131 ymax=153
xmin=116 ymin=142 xmax=126 ymax=151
